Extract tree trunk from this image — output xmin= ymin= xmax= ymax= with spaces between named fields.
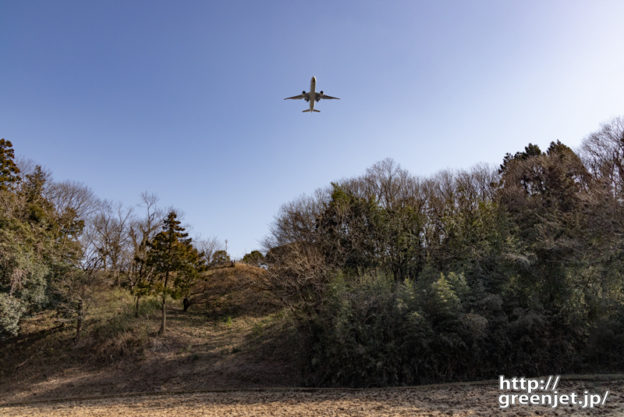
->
xmin=183 ymin=297 xmax=190 ymax=312
xmin=74 ymin=299 xmax=83 ymax=344
xmin=159 ymin=293 xmax=166 ymax=335
xmin=134 ymin=294 xmax=141 ymax=318
xmin=158 ymin=271 xmax=169 ymax=335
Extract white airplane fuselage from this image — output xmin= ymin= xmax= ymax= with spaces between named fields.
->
xmin=308 ymin=76 xmax=317 ymax=111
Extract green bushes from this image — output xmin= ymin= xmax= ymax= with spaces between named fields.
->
xmin=308 ymin=271 xmax=481 ymax=386
xmin=585 ymin=304 xmax=624 ymax=371
xmin=308 ymin=273 xmax=404 ymax=386
xmin=0 ymin=293 xmax=26 ymax=336
xmin=305 ymin=268 xmax=624 ymax=387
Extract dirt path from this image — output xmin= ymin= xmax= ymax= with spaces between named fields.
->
xmin=2 ymin=378 xmax=622 ymax=417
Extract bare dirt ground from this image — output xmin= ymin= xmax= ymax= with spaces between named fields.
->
xmin=2 ymin=377 xmax=623 ymax=417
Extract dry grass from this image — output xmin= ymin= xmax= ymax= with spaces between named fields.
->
xmin=0 ymin=308 xmax=299 ymax=405
xmin=0 ymin=266 xmax=297 ymax=406
xmin=190 ymin=263 xmax=278 ymax=318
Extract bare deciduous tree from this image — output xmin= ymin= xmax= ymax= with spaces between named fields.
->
xmin=47 ymin=180 xmax=102 ymax=220
xmin=91 ymin=201 xmax=133 ymax=286
xmin=195 ymin=236 xmax=223 ymax=266
xmin=581 ymin=116 xmax=624 ymax=200
xmin=128 ymin=193 xmax=163 ymax=316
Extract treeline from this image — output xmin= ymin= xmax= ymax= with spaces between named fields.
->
xmin=0 ymin=139 xmax=233 ymax=340
xmin=264 ymin=118 xmax=624 ymax=386
xmin=3 ymin=117 xmax=624 ymax=387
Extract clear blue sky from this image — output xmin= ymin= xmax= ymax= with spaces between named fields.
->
xmin=3 ymin=0 xmax=624 ymax=257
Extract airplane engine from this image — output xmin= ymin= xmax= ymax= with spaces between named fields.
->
xmin=302 ymin=90 xmax=306 ymax=94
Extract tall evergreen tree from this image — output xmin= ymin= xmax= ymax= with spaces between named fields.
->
xmin=0 ymin=139 xmax=20 ymax=191
xmin=147 ymin=211 xmax=202 ymax=334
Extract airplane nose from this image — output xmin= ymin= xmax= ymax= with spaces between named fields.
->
xmin=312 ymin=76 xmax=316 ymax=82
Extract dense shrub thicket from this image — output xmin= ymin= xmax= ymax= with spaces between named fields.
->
xmin=265 ymin=118 xmax=624 ymax=386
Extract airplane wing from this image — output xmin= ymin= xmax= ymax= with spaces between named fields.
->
xmin=284 ymin=94 xmax=305 ymax=100
xmin=321 ymin=95 xmax=340 ymax=100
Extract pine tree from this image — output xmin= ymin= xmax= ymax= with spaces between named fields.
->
xmin=147 ymin=210 xmax=202 ymax=335
xmin=176 ymin=244 xmax=206 ymax=312
xmin=0 ymin=139 xmax=20 ymax=191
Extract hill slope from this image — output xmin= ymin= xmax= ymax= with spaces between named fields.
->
xmin=0 ymin=264 xmax=300 ymax=405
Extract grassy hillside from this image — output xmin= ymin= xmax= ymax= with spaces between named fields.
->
xmin=190 ymin=263 xmax=279 ymax=318
xmin=0 ymin=264 xmax=300 ymax=405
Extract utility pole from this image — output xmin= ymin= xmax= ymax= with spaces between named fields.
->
xmin=225 ymin=239 xmax=228 ymax=253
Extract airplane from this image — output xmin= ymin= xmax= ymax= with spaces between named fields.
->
xmin=284 ymin=76 xmax=339 ymax=112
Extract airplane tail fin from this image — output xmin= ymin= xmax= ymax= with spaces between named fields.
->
xmin=302 ymin=109 xmax=320 ymax=113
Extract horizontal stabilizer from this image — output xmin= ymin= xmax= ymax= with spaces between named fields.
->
xmin=302 ymin=109 xmax=320 ymax=112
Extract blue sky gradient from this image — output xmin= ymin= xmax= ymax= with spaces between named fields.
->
xmin=2 ymin=0 xmax=624 ymax=256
